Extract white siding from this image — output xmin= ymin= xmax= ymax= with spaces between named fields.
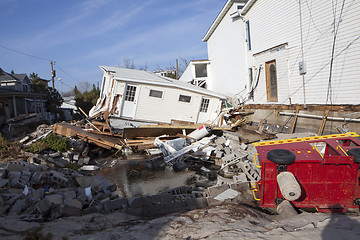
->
xmin=207 ymin=0 xmax=360 ymax=105
xmin=179 ymin=64 xmax=193 ymax=83
xmin=243 ymin=0 xmax=360 ymax=105
xmin=134 ymin=84 xmax=221 ymax=123
xmin=207 ymin=3 xmax=248 ymax=97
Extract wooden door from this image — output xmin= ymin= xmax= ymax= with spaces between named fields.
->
xmin=265 ymin=60 xmax=278 ymax=102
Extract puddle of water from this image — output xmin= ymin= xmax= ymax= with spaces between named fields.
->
xmin=98 ymin=161 xmax=197 ymax=198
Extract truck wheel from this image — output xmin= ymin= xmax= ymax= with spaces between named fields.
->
xmin=348 ymin=148 xmax=360 ymax=164
xmin=267 ymin=149 xmax=296 ymax=165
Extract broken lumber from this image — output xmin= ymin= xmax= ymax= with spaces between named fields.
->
xmin=53 ymin=122 xmax=124 ymax=150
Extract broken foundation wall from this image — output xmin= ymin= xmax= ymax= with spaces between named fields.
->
xmin=243 ymin=105 xmax=360 ymax=134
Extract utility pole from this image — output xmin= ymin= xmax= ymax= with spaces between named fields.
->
xmin=176 ymin=59 xmax=179 ymax=79
xmin=50 ymin=61 xmax=56 ymax=89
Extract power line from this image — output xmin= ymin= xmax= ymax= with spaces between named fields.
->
xmin=0 ymin=44 xmax=51 ymax=62
xmin=55 ymin=64 xmax=82 ymax=84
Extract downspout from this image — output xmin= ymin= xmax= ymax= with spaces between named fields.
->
xmin=299 ymin=0 xmax=306 ymax=108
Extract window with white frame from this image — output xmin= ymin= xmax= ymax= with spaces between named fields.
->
xmin=179 ymin=95 xmax=191 ymax=103
xmin=199 ymin=98 xmax=210 ymax=113
xmin=149 ymin=89 xmax=163 ymax=98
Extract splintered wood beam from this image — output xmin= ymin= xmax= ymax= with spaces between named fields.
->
xmin=318 ymin=110 xmax=330 ymax=136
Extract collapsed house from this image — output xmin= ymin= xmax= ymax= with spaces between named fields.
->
xmin=89 ymin=66 xmax=226 ymax=128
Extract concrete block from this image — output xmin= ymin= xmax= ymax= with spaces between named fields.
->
xmin=102 ymin=198 xmax=127 ymax=212
xmin=8 ymin=171 xmax=21 ymax=180
xmin=0 ymin=169 xmax=7 ymax=179
xmin=49 ymin=170 xmax=68 ymax=186
xmin=77 ymin=193 xmax=88 ymax=206
xmin=63 ymin=190 xmax=76 ymax=200
xmin=0 ymin=179 xmax=9 ymax=188
xmin=240 ymin=143 xmax=248 ymax=150
xmin=224 ymin=147 xmax=232 ymax=155
xmin=83 ymin=156 xmax=91 ymax=164
xmin=20 ymin=170 xmax=31 ymax=182
xmin=31 ymin=172 xmax=42 ymax=184
xmin=208 ymin=184 xmax=230 ymax=197
xmin=214 ymin=136 xmax=227 ymax=145
xmin=148 ymin=194 xmax=175 ymax=205
xmin=230 ymin=182 xmax=250 ymax=192
xmin=233 ymin=173 xmax=248 ymax=183
xmin=0 ymin=195 xmax=4 ymax=207
xmin=126 ymin=207 xmax=143 ymax=216
xmin=50 ymin=205 xmax=64 ymax=219
xmin=36 ymin=198 xmax=50 ymax=213
xmin=63 ymin=199 xmax=82 ymax=216
xmin=277 ymin=200 xmax=298 ymax=219
xmin=191 ymin=191 xmax=209 ymax=198
xmin=9 ymin=199 xmax=26 ymax=215
xmin=6 ymin=162 xmax=25 ymax=172
xmin=10 ymin=178 xmax=27 ymax=189
xmin=186 ymin=197 xmax=208 ymax=210
xmin=128 ymin=197 xmax=149 ymax=208
xmin=32 ymin=188 xmax=44 ymax=201
xmin=207 ymin=197 xmax=223 ymax=206
xmin=45 ymin=194 xmax=63 ymax=207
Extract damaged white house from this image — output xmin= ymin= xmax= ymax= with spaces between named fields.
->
xmin=89 ymin=66 xmax=225 ymax=128
xmin=180 ymin=0 xmax=360 ymax=106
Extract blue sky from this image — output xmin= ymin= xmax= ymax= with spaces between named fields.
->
xmin=0 ymin=0 xmax=224 ymax=93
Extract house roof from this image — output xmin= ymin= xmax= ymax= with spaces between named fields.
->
xmin=100 ymin=66 xmax=226 ymax=99
xmin=0 ymin=88 xmax=46 ymax=97
xmin=0 ymin=69 xmax=30 ymax=83
xmin=202 ymin=0 xmax=250 ymax=42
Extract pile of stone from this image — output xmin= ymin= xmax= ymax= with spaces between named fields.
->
xmin=212 ymin=132 xmax=261 ymax=185
xmin=0 ymin=160 xmax=121 ymax=220
xmin=24 ymin=150 xmax=94 ymax=169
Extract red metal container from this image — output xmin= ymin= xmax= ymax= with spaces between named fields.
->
xmin=252 ymin=132 xmax=360 ymax=212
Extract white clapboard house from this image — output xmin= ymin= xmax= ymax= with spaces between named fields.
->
xmin=181 ymin=0 xmax=360 ymax=106
xmin=89 ymin=66 xmax=225 ymax=128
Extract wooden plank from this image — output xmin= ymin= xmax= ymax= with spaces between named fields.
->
xmin=318 ymin=110 xmax=330 ymax=136
xmin=290 ymin=106 xmax=300 ymax=133
xmin=53 ymin=122 xmax=124 ymax=150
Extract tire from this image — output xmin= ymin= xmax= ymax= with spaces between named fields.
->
xmin=267 ymin=149 xmax=296 ymax=165
xmin=347 ymin=148 xmax=360 ymax=164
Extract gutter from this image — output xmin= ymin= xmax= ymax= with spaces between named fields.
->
xmin=240 ymin=0 xmax=257 ymax=16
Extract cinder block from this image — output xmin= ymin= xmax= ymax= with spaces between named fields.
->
xmin=83 ymin=156 xmax=91 ymax=164
xmin=10 ymin=178 xmax=27 ymax=189
xmin=32 ymin=188 xmax=44 ymax=201
xmin=50 ymin=205 xmax=64 ymax=219
xmin=63 ymin=199 xmax=82 ymax=216
xmin=207 ymin=197 xmax=223 ymax=206
xmin=31 ymin=172 xmax=42 ymax=184
xmin=45 ymin=194 xmax=63 ymax=207
xmin=9 ymin=199 xmax=26 ymax=215
xmin=102 ymin=198 xmax=127 ymax=212
xmin=208 ymin=184 xmax=230 ymax=197
xmin=63 ymin=190 xmax=76 ymax=200
xmin=8 ymin=171 xmax=21 ymax=180
xmin=6 ymin=162 xmax=25 ymax=172
xmin=186 ymin=197 xmax=208 ymax=210
xmin=0 ymin=179 xmax=9 ymax=188
xmin=37 ymin=198 xmax=50 ymax=213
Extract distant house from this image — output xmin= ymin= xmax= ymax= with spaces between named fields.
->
xmin=193 ymin=0 xmax=360 ymax=106
xmin=179 ymin=60 xmax=210 ymax=89
xmin=153 ymin=70 xmax=176 ymax=78
xmin=0 ymin=68 xmax=47 ymax=124
xmin=89 ymin=66 xmax=225 ymax=128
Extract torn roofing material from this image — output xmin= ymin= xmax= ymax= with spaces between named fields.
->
xmin=99 ymin=66 xmax=226 ymax=99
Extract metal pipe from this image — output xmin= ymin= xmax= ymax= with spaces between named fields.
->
xmin=279 ymin=111 xmax=360 ymax=123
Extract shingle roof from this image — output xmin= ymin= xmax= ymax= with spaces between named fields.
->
xmin=100 ymin=66 xmax=226 ymax=99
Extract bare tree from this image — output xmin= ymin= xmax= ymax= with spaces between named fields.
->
xmin=138 ymin=63 xmax=148 ymax=71
xmin=178 ymin=57 xmax=190 ymax=77
xmin=79 ymin=81 xmax=90 ymax=93
xmin=122 ymin=58 xmax=135 ymax=69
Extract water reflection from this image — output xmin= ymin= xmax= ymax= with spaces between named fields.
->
xmin=98 ymin=161 xmax=197 ymax=198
